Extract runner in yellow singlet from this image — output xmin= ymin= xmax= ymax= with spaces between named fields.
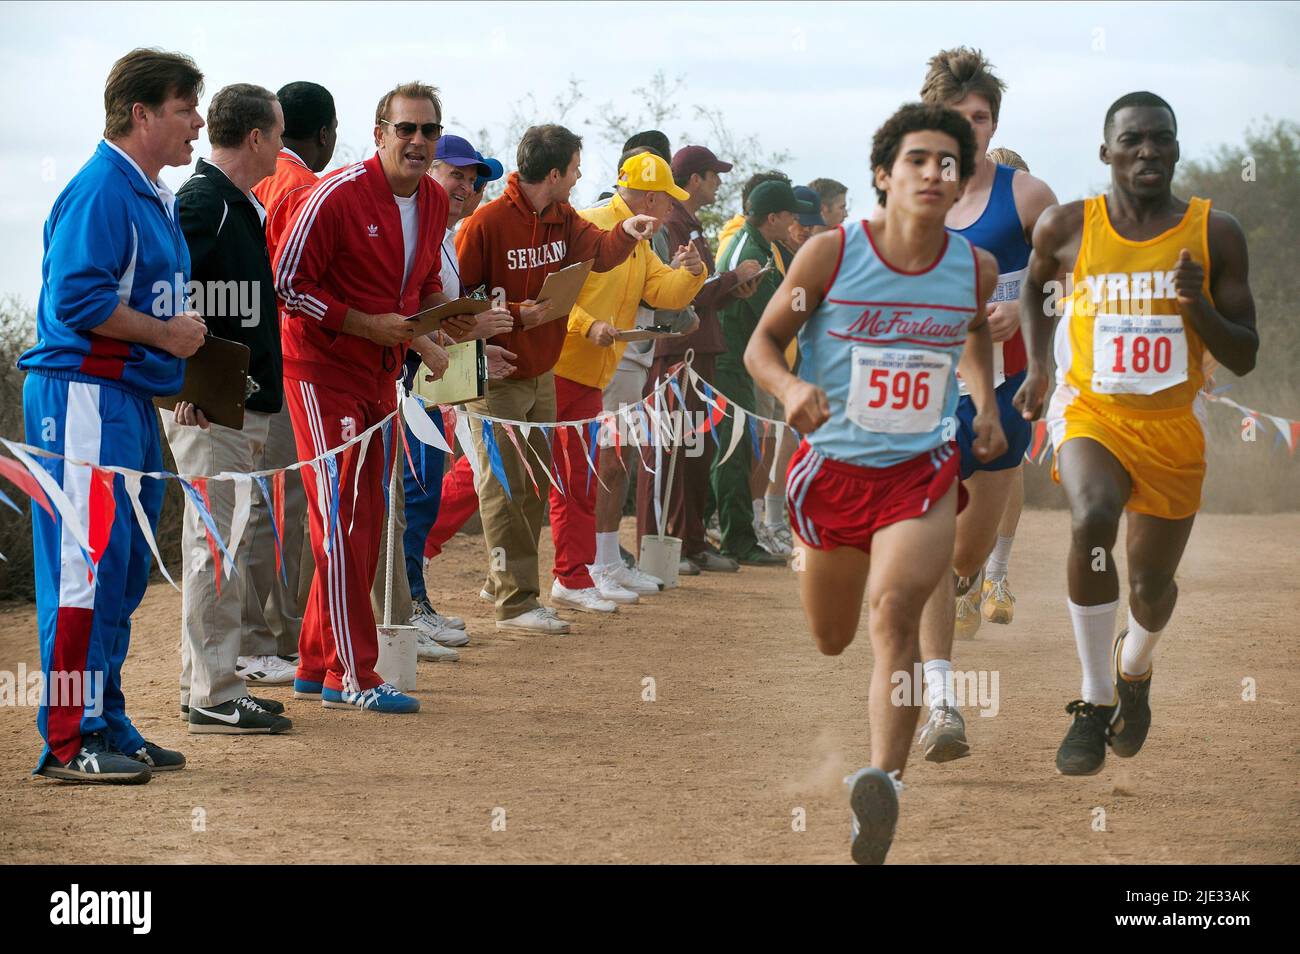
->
xmin=1016 ymin=92 xmax=1259 ymax=776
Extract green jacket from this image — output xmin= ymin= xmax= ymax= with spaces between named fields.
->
xmin=716 ymin=219 xmax=782 ymax=363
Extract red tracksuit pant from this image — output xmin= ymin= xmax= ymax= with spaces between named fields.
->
xmin=424 ymin=452 xmax=479 ymax=559
xmin=285 ymin=377 xmax=391 ymax=693
xmin=549 ymin=375 xmax=604 ymax=589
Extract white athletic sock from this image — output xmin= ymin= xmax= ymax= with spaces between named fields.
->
xmin=752 ymin=498 xmax=763 ymax=528
xmin=984 ymin=535 xmax=1015 ymax=581
xmin=763 ymin=492 xmax=785 ymax=528
xmin=1121 ymin=609 xmax=1162 ymax=678
xmin=594 ymin=531 xmax=621 ymax=568
xmin=923 ymin=659 xmax=957 ymax=710
xmin=1068 ymin=598 xmax=1120 ymax=705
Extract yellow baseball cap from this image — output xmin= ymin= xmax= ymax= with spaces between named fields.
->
xmin=618 ymin=152 xmax=690 ymax=201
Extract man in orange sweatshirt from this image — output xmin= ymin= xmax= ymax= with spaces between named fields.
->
xmin=455 ymin=124 xmax=658 ymax=634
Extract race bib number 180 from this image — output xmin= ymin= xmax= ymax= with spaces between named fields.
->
xmin=848 ymin=346 xmax=951 ymax=434
xmin=1091 ymin=313 xmax=1189 ymax=395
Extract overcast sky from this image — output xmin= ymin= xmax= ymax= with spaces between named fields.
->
xmin=2 ymin=0 xmax=1297 ymax=305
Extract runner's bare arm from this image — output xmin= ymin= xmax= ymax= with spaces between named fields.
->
xmin=960 ymin=248 xmax=1008 ymax=461
xmin=1014 ymin=200 xmax=1084 ymax=420
xmin=745 ymin=228 xmax=840 ymax=433
xmin=1177 ymin=209 xmax=1258 ymax=377
xmin=1012 ymin=171 xmax=1060 ymax=244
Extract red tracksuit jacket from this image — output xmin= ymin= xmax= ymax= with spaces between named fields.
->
xmin=274 ymin=152 xmax=448 ymax=404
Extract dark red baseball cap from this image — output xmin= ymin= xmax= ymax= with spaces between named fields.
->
xmin=671 ymin=145 xmax=733 ymax=181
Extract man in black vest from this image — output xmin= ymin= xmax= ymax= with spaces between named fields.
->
xmin=163 ymin=83 xmax=294 ymax=735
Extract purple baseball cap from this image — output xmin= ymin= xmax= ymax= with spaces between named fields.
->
xmin=435 ymin=134 xmax=491 ymax=177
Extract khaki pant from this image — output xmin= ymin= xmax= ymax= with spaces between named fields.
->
xmin=240 ymin=403 xmax=311 ymax=658
xmin=165 ymin=410 xmax=272 ymax=708
xmin=465 ymin=372 xmax=556 ymax=620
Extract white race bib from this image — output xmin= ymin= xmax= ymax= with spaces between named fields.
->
xmin=1091 ymin=313 xmax=1189 ymax=395
xmin=848 ymin=346 xmax=951 ymax=434
xmin=956 ymin=267 xmax=1022 ymax=394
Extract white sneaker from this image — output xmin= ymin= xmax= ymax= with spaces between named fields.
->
xmin=588 ymin=564 xmax=640 ymax=605
xmin=411 ymin=599 xmax=469 ymax=646
xmin=236 ymin=654 xmax=296 ymax=686
xmin=756 ymin=523 xmax=792 ymax=557
xmin=496 ymin=606 xmax=571 ymax=634
xmin=550 ymin=580 xmax=618 ymax=614
xmin=773 ymin=525 xmax=794 ymax=551
xmin=620 ymin=564 xmax=664 ymax=594
xmin=479 ymin=588 xmax=494 ymax=603
xmin=415 ymin=630 xmax=460 ymax=661
xmin=430 ymin=608 xmax=466 ymax=630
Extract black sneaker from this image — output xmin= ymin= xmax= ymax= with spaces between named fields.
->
xmin=1111 ymin=630 xmax=1153 ymax=758
xmin=36 ymin=732 xmax=151 ymax=785
xmin=189 ymin=696 xmax=293 ymax=735
xmin=181 ymin=693 xmax=285 ymax=720
xmin=130 ymin=740 xmax=186 ymax=772
xmin=1055 ymin=700 xmax=1118 ymax=776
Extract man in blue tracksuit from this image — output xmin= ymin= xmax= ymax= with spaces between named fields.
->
xmin=16 ymin=49 xmax=209 ymax=784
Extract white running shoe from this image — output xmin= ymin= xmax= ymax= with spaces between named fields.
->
xmin=236 ymin=654 xmax=296 ymax=686
xmin=415 ymin=629 xmax=460 ymax=661
xmin=550 ymin=580 xmax=618 ymax=614
xmin=411 ymin=599 xmax=469 ymax=646
xmin=756 ymin=523 xmax=792 ymax=557
xmin=615 ymin=563 xmax=665 ymax=595
xmin=496 ymin=606 xmax=572 ymax=634
xmin=479 ymin=587 xmax=494 ymax=603
xmin=773 ymin=525 xmax=794 ymax=552
xmin=588 ymin=564 xmax=640 ymax=604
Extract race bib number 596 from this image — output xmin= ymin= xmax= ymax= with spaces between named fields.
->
xmin=1091 ymin=313 xmax=1189 ymax=395
xmin=848 ymin=346 xmax=951 ymax=434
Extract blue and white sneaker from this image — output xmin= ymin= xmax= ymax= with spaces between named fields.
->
xmin=293 ymin=677 xmax=324 ymax=699
xmin=321 ymin=682 xmax=420 ymax=714
xmin=844 ymin=767 xmax=905 ymax=865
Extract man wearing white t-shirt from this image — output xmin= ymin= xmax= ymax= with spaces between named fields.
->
xmin=372 ymin=134 xmax=514 ymax=656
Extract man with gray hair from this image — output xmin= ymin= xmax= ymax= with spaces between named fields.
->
xmin=164 ymin=82 xmax=293 ymax=734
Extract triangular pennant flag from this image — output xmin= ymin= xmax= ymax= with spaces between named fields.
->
xmin=536 ymin=424 xmax=563 ymax=496
xmin=576 ymin=420 xmax=609 ymax=495
xmin=480 ymin=419 xmax=512 ymax=501
xmin=0 ymin=454 xmax=54 ymax=518
xmin=0 ymin=440 xmax=93 ymax=568
xmin=323 ymin=454 xmax=342 ymax=558
xmin=403 ymin=393 xmax=453 ymax=453
xmin=395 ymin=411 xmax=424 ymax=497
xmin=272 ymin=470 xmax=287 ymax=570
xmin=1265 ymin=414 xmax=1292 ymax=449
xmin=222 ymin=475 xmax=253 ymax=580
xmin=718 ymin=405 xmax=747 ymax=466
xmin=1290 ymin=422 xmax=1300 ymax=457
xmin=87 ymin=467 xmax=118 ymax=569
xmin=182 ymin=477 xmax=231 ymax=596
xmin=123 ymin=473 xmax=178 ymax=590
xmin=555 ymin=426 xmax=576 ymax=498
xmin=502 ymin=423 xmax=540 ymax=497
xmin=0 ymin=485 xmax=21 ymax=514
xmin=253 ymin=474 xmax=287 ymax=586
xmin=1029 ymin=419 xmax=1046 ymax=461
xmin=454 ymin=412 xmax=483 ymax=486
xmin=747 ymin=414 xmax=762 ymax=460
xmin=348 ymin=427 xmax=373 ymax=534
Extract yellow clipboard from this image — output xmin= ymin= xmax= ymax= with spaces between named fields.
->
xmin=412 ymin=339 xmax=487 ymax=406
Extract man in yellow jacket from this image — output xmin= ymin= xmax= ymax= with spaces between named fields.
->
xmin=548 ymin=152 xmax=707 ymax=613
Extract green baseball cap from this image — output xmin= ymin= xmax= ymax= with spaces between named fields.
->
xmin=748 ymin=180 xmax=816 ymax=217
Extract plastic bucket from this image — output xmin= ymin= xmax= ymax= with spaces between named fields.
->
xmin=639 ymin=534 xmax=683 ymax=589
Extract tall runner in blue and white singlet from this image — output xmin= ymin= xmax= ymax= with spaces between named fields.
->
xmin=746 ymin=102 xmax=1005 ymax=864
xmin=915 ymin=47 xmax=1061 ymax=763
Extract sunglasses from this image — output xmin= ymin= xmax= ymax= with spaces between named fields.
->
xmin=380 ymin=119 xmax=444 ymax=141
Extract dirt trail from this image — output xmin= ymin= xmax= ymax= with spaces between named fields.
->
xmin=1 ymin=511 xmax=1295 ymax=864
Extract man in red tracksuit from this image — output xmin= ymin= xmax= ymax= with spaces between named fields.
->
xmin=274 ymin=81 xmax=469 ymax=713
xmin=455 ymin=123 xmax=659 ymax=634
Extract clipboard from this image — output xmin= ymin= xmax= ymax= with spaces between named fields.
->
xmin=412 ymin=339 xmax=487 ymax=406
xmin=405 ymin=297 xmax=492 ymax=337
xmin=534 ymin=259 xmax=594 ymax=323
xmin=154 ymin=335 xmax=250 ymax=431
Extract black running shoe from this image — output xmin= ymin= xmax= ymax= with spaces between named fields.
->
xmin=130 ymin=740 xmax=186 ymax=772
xmin=189 ymin=696 xmax=293 ymax=735
xmin=36 ymin=732 xmax=152 ymax=784
xmin=1055 ymin=700 xmax=1118 ymax=776
xmin=1111 ymin=630 xmax=1153 ymax=758
xmin=181 ymin=694 xmax=284 ymax=720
